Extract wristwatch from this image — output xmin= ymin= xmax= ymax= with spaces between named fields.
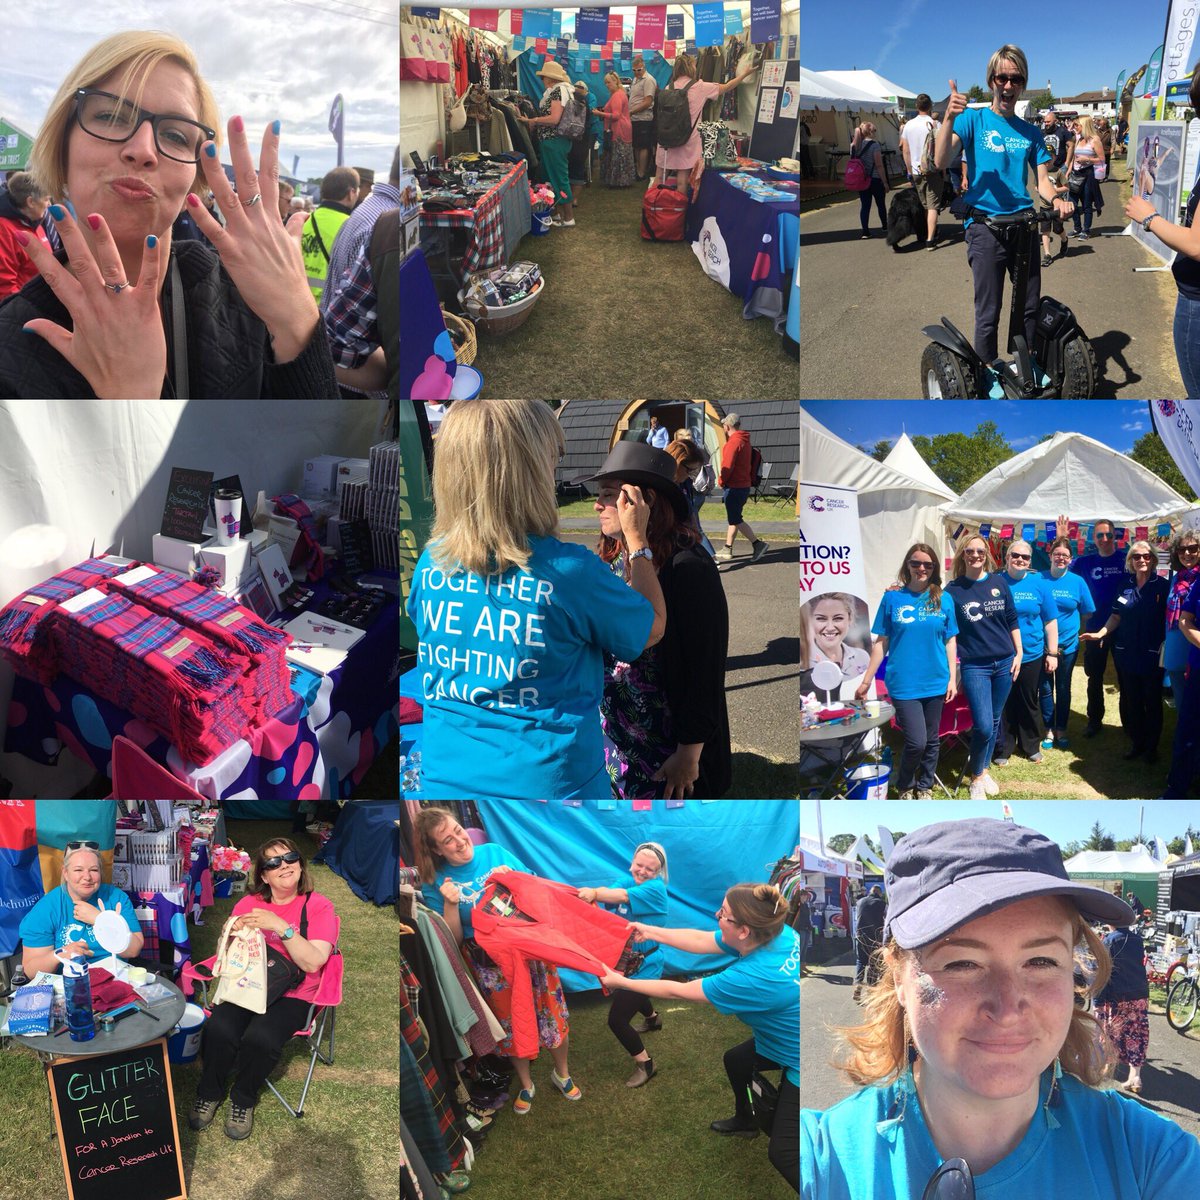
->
xmin=628 ymin=547 xmax=653 ymax=563
xmin=282 ymin=924 xmax=295 ymax=940
xmin=1142 ymin=213 xmax=1156 ymax=232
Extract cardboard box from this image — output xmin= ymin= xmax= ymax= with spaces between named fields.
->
xmin=302 ymin=455 xmax=346 ymax=499
xmin=151 ymin=532 xmax=210 ymax=573
xmin=199 ymin=539 xmax=254 ymax=588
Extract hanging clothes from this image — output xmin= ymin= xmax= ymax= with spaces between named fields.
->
xmin=721 ymin=38 xmax=744 ymax=122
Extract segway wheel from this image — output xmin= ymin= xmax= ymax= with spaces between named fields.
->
xmin=1060 ymin=334 xmax=1099 ymax=399
xmin=920 ymin=342 xmax=973 ymax=399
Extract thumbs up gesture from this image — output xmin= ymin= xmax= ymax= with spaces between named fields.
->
xmin=946 ymin=79 xmax=968 ymax=120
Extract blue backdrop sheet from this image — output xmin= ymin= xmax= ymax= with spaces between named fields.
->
xmin=315 ymin=801 xmax=400 ymax=906
xmin=475 ymin=800 xmax=798 ymax=990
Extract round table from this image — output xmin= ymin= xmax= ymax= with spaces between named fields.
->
xmin=799 ymin=704 xmax=895 ymax=797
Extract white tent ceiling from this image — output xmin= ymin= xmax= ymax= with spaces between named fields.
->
xmin=942 ymin=432 xmax=1192 ymax=526
xmin=799 ymin=66 xmax=897 ymax=113
xmin=883 ymin=433 xmax=956 ymax=500
xmin=1064 ymin=848 xmax=1164 ymax=875
xmin=815 ymin=69 xmax=919 ymax=103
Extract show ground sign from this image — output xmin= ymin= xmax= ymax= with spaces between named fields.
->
xmin=48 ymin=1039 xmax=187 ymax=1200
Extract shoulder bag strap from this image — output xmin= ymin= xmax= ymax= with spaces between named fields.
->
xmin=170 ymin=254 xmax=189 ymax=400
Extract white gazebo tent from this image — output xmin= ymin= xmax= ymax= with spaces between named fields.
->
xmin=883 ymin=433 xmax=956 ymax=500
xmin=940 ymin=431 xmax=1193 ymax=546
xmin=799 ymin=66 xmax=902 ymax=164
xmin=801 ymin=409 xmax=956 ymax=602
xmin=816 ymin=69 xmax=920 ymax=107
xmin=1063 ymin=846 xmax=1164 ymax=914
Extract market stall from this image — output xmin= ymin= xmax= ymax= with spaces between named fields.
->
xmin=797 ymin=836 xmax=861 ymax=965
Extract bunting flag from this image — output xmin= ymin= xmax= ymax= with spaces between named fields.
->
xmin=1136 ymin=525 xmax=1149 ymax=540
xmin=1044 ymin=521 xmax=1056 ymax=543
xmin=666 ymin=12 xmax=685 ymax=39
xmin=510 ymin=9 xmax=523 ymax=34
xmin=1021 ymin=522 xmax=1036 ymax=542
xmin=979 ymin=522 xmax=992 ymax=538
xmin=693 ymin=2 xmax=725 ymax=47
xmin=470 ymin=8 xmax=499 ymax=31
xmin=1158 ymin=522 xmax=1173 ymax=537
xmin=635 ymin=5 xmax=667 ymax=50
xmin=576 ymin=6 xmax=609 ymax=44
xmin=1000 ymin=523 xmax=1014 ymax=538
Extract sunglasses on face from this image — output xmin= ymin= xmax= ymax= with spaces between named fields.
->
xmin=964 ymin=549 xmax=987 ymax=557
xmin=65 ymin=840 xmax=100 ymax=851
xmin=1130 ymin=553 xmax=1153 ymax=560
xmin=262 ymin=851 xmax=302 ymax=870
xmin=993 ymin=73 xmax=1025 ymax=87
xmin=1180 ymin=545 xmax=1200 ymax=554
xmin=1096 ymin=533 xmax=1115 ymax=540
xmin=908 ymin=560 xmax=934 ymax=570
xmin=1008 ymin=553 xmax=1031 ymax=561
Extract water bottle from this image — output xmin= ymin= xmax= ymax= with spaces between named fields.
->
xmin=63 ymin=957 xmax=96 ymax=1042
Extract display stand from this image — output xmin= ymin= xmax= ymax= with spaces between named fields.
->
xmin=749 ymin=59 xmax=800 ymax=164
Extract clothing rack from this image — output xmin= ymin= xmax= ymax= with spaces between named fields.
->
xmin=400 ymin=866 xmax=421 ymax=887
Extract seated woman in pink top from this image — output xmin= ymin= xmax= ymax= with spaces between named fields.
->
xmin=656 ymin=53 xmax=755 ymax=196
xmin=594 ymin=71 xmax=635 ymax=188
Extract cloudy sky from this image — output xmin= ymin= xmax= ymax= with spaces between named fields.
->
xmin=2 ymin=0 xmax=398 ymax=185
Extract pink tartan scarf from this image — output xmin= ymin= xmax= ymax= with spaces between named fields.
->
xmin=0 ymin=558 xmax=131 ymax=685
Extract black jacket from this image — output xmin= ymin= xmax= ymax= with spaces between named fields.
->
xmin=854 ymin=894 xmax=887 ymax=944
xmin=0 ymin=239 xmax=339 ymax=398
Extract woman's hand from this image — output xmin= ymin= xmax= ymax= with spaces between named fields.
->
xmin=599 ymin=966 xmax=627 ymax=990
xmin=578 ymin=887 xmax=597 ymax=904
xmin=185 ymin=116 xmax=319 ymax=363
xmin=629 ymin=922 xmax=655 ymax=942
xmin=1079 ymin=629 xmax=1105 ymax=642
xmin=489 ymin=865 xmax=513 ymax=875
xmin=18 ymin=209 xmax=167 ymax=397
xmin=653 ymin=745 xmax=701 ymax=799
xmin=439 ymin=879 xmax=463 ymax=905
xmin=1056 ymin=513 xmax=1070 ymax=538
xmin=616 ymin=484 xmax=652 ymax=546
xmin=1044 ymin=652 xmax=1058 ymax=675
xmin=945 ymin=679 xmax=958 ymax=703
xmin=72 ymin=900 xmax=101 ymax=926
xmin=854 ymin=679 xmax=871 ymax=703
xmin=232 ymin=909 xmax=289 ymax=936
xmin=1010 ymin=655 xmax=1022 ymax=681
xmin=1125 ymin=195 xmax=1155 ymax=224
xmin=57 ymin=939 xmax=93 ymax=961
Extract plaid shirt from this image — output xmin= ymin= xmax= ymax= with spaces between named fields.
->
xmin=319 ymin=182 xmax=401 ymax=315
xmin=322 ymin=243 xmax=377 ymax=369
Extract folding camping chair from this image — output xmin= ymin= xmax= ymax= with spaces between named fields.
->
xmin=750 ymin=461 xmax=773 ymax=502
xmin=771 ymin=465 xmax=800 ymax=507
xmin=876 ymin=680 xmax=974 ymax=798
xmin=181 ymin=916 xmax=343 ymax=1118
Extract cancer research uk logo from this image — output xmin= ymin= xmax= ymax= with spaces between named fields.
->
xmin=806 ymin=494 xmax=851 ymax=513
xmin=1157 ymin=400 xmax=1177 ymax=417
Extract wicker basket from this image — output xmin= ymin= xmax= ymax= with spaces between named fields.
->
xmin=441 ymin=307 xmax=477 ymax=365
xmin=458 ymin=277 xmax=545 ymax=337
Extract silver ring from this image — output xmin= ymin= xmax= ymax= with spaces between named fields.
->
xmin=105 ymin=281 xmax=130 ymax=294
xmin=242 ymin=193 xmax=262 ymax=208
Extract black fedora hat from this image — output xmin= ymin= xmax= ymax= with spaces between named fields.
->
xmin=576 ymin=441 xmax=690 ymax=520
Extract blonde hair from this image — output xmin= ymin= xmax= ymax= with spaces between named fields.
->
xmin=31 ymin=31 xmax=220 ymax=201
xmin=672 ymin=54 xmax=697 ymax=82
xmin=951 ymin=535 xmax=998 ymax=578
xmin=833 ymin=911 xmax=1114 ymax=1088
xmin=1125 ymin=540 xmax=1155 ymax=572
xmin=1077 ymin=115 xmax=1098 ymax=142
xmin=604 ymin=71 xmax=621 ymax=93
xmin=986 ymin=44 xmax=1030 ymax=89
xmin=724 ymin=883 xmax=787 ymax=944
xmin=430 ymin=399 xmax=564 ymax=575
xmin=800 ymin=591 xmax=859 ymax=670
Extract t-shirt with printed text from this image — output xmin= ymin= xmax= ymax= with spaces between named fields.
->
xmin=420 ymin=842 xmax=532 ymax=940
xmin=870 ymin=588 xmax=959 ymax=701
xmin=954 ymin=105 xmax=1050 ymax=222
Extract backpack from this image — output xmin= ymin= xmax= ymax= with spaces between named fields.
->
xmin=693 ymin=462 xmax=716 ymax=495
xmin=843 ymin=148 xmax=870 ymax=191
xmin=555 ymin=91 xmax=586 ymax=141
xmin=655 ymin=79 xmax=701 ymax=149
xmin=921 ymin=120 xmax=938 ymax=174
xmin=750 ymin=446 xmax=763 ymax=487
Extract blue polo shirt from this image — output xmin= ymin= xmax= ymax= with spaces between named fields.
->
xmin=1039 ymin=570 xmax=1096 ymax=655
xmin=1002 ymin=571 xmax=1058 ymax=659
xmin=601 ymin=874 xmax=668 ymax=980
xmin=945 ymin=574 xmax=1018 ymax=663
xmin=702 ymin=926 xmax=800 ymax=1086
xmin=955 ymin=105 xmax=1050 ymax=220
xmin=18 ymin=883 xmax=141 ymax=958
xmin=420 ymin=842 xmax=531 ymax=939
xmin=870 ymin=589 xmax=959 ymax=701
xmin=1071 ymin=551 xmax=1129 ymax=628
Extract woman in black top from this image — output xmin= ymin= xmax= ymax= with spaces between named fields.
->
xmin=1081 ymin=541 xmax=1168 ymax=762
xmin=1125 ymin=71 xmax=1200 ymax=397
xmin=587 ymin=442 xmax=731 ymax=799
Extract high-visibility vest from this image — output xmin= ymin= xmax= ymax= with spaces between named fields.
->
xmin=300 ymin=205 xmax=351 ymax=300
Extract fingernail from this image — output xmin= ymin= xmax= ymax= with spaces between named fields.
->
xmin=86 ymin=214 xmax=101 ymax=231
xmin=204 ymin=143 xmax=217 ymax=158
xmin=22 ymin=325 xmax=36 ymax=334
xmin=231 ymin=115 xmax=244 ymax=134
xmin=14 ymin=230 xmax=28 ymax=246
xmin=49 ymin=204 xmax=67 ymax=221
xmin=146 ymin=234 xmax=158 ymax=248
xmin=272 ymin=119 xmax=281 ymax=136
xmin=187 ymin=193 xmax=200 ymax=207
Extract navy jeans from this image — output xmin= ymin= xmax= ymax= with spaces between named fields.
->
xmin=960 ymin=656 xmax=1015 ymax=777
xmin=891 ymin=694 xmax=945 ymax=792
xmin=1174 ymin=292 xmax=1200 ymax=398
xmin=1039 ymin=646 xmax=1079 ymax=734
xmin=859 ymin=177 xmax=887 ymax=232
xmin=1164 ymin=662 xmax=1200 ymax=798
xmin=965 ymin=220 xmax=1041 ymax=363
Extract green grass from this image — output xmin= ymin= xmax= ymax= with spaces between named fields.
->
xmin=0 ymin=820 xmax=398 ymax=1200
xmin=556 ymin=498 xmax=796 ymax=527
xmin=464 ymin=989 xmax=795 ymax=1200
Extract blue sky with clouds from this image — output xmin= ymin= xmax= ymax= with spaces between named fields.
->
xmin=801 ymin=401 xmax=1155 ymax=455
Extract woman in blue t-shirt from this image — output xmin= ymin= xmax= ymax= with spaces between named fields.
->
xmin=415 ymin=805 xmax=580 ymax=1116
xmin=994 ymin=539 xmax=1058 ymax=767
xmin=576 ymin=841 xmax=670 ymax=1088
xmin=1038 ymin=537 xmax=1095 ymax=749
xmin=856 ymin=543 xmax=958 ymax=800
xmin=408 ymin=399 xmax=666 ymax=801
xmin=600 ymin=882 xmax=799 ymax=1191
xmin=945 ymin=535 xmax=1021 ymax=800
xmin=802 ymin=816 xmax=1200 ymax=1199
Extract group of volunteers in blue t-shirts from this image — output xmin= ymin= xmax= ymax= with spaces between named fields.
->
xmin=858 ymin=519 xmax=1200 ymax=799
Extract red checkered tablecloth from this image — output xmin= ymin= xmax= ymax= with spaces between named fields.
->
xmin=420 ymin=160 xmax=528 ymax=275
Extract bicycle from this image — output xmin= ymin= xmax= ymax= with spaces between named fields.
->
xmin=1166 ymin=959 xmax=1200 ymax=1032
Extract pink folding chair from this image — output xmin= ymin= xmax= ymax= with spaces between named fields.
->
xmin=181 ymin=916 xmax=343 ymax=1118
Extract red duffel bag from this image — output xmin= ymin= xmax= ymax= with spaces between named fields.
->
xmin=641 ymin=183 xmax=688 ymax=242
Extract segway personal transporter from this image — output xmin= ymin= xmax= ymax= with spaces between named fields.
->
xmin=919 ymin=203 xmax=1098 ymax=399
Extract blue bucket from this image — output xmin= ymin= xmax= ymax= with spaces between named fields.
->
xmin=168 ymin=1002 xmax=206 ymax=1063
xmin=448 ymin=365 xmax=482 ymax=399
xmin=844 ymin=764 xmax=890 ymax=800
xmin=531 ymin=210 xmax=552 ymax=236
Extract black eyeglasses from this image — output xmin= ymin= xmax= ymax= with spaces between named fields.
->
xmin=993 ymin=73 xmax=1026 ymax=87
xmin=923 ymin=1158 xmax=975 ymax=1200
xmin=65 ymin=840 xmax=100 ymax=851
xmin=74 ymin=88 xmax=216 ymax=164
xmin=262 ymin=851 xmax=302 ymax=870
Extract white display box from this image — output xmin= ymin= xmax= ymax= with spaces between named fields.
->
xmin=199 ymin=539 xmax=254 ymax=588
xmin=267 ymin=515 xmax=302 ymax=563
xmin=151 ymin=532 xmax=211 ymax=573
xmin=302 ymin=455 xmax=346 ymax=499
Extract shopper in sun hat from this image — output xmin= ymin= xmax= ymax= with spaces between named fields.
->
xmin=517 ymin=59 xmax=578 ymax=228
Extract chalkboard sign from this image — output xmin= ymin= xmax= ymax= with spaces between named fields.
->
xmin=48 ymin=1038 xmax=186 ymax=1200
xmin=160 ymin=467 xmax=213 ymax=543
xmin=209 ymin=474 xmax=249 ymax=538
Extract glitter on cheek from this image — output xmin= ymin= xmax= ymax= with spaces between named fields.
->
xmin=914 ymin=971 xmax=947 ymax=1007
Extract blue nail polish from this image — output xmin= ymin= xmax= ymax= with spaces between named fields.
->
xmin=48 ymin=204 xmax=66 ymax=221
xmin=146 ymin=234 xmax=158 ymax=248
xmin=272 ymin=119 xmax=281 ymax=136
xmin=204 ymin=143 xmax=216 ymax=158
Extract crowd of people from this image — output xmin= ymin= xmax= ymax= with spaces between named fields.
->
xmin=811 ymin=518 xmax=1200 ymax=799
xmin=0 ymin=29 xmax=400 ymax=400
xmin=801 ymin=817 xmax=1199 ymax=1198
xmin=413 ymin=805 xmax=799 ymax=1192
